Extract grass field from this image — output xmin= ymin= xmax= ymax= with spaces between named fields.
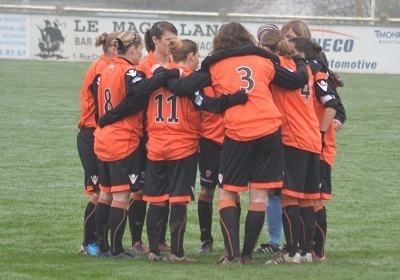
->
xmin=0 ymin=59 xmax=399 ymax=279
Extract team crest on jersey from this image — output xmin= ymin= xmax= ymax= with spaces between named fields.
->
xmin=127 ymin=69 xmax=137 ymax=77
xmin=141 ymin=171 xmax=146 ymax=180
xmin=129 ymin=174 xmax=138 ymax=184
xmin=317 ymin=80 xmax=328 ymax=91
xmin=91 ymin=175 xmax=98 ymax=185
xmin=218 ymin=173 xmax=223 ymax=184
xmin=205 ymin=170 xmax=212 ymax=179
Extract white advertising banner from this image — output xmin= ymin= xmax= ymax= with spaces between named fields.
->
xmin=1 ymin=13 xmax=399 ymax=74
xmin=0 ymin=14 xmax=30 ymax=59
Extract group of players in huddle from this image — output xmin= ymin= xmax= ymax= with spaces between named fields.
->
xmin=77 ymin=19 xmax=346 ymax=264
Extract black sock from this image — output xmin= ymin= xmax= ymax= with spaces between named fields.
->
xmin=170 ymin=204 xmax=187 ymax=258
xmin=236 ymin=202 xmax=242 ymax=220
xmin=314 ymin=207 xmax=327 ymax=257
xmin=83 ymin=201 xmax=97 ymax=245
xmin=109 ymin=206 xmax=127 ymax=256
xmin=299 ymin=206 xmax=316 ymax=255
xmin=95 ymin=202 xmax=110 ymax=253
xmin=282 ymin=205 xmax=301 ymax=257
xmin=198 ymin=199 xmax=213 ymax=243
xmin=241 ymin=210 xmax=265 ymax=257
xmin=146 ymin=204 xmax=167 ymax=255
xmin=219 ymin=205 xmax=240 ymax=260
xmin=128 ymin=199 xmax=147 ymax=245
xmin=159 ymin=204 xmax=169 ymax=244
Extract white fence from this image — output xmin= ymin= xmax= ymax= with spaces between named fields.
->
xmin=1 ymin=5 xmax=400 ymax=74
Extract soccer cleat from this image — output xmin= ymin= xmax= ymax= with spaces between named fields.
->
xmin=215 ymin=255 xmax=242 ymax=265
xmin=132 ymin=241 xmax=149 ymax=254
xmin=265 ymin=252 xmax=300 ymax=264
xmin=299 ymin=252 xmax=313 ymax=263
xmin=159 ymin=242 xmax=171 ymax=252
xmin=78 ymin=242 xmax=99 ymax=256
xmin=254 ymin=243 xmax=281 ymax=254
xmin=110 ymin=250 xmax=137 ymax=260
xmin=197 ymin=241 xmax=213 ymax=253
xmin=96 ymin=250 xmax=110 ymax=258
xmin=312 ymin=251 xmax=327 ymax=262
xmin=168 ymin=254 xmax=196 ymax=263
xmin=148 ymin=252 xmax=167 ymax=262
xmin=240 ymin=256 xmax=252 ymax=265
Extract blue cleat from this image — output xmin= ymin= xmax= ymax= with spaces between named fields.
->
xmin=79 ymin=242 xmax=99 ymax=256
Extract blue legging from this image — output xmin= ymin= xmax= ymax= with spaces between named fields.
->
xmin=266 ymin=195 xmax=283 ymax=246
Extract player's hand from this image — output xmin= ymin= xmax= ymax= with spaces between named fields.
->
xmin=150 ymin=63 xmax=163 ymax=74
xmin=226 ymin=89 xmax=248 ymax=106
xmin=97 ymin=114 xmax=113 ymax=128
xmin=320 ymin=131 xmax=326 ymax=149
xmin=333 ymin=119 xmax=343 ymax=132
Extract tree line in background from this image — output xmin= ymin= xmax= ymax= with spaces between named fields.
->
xmin=7 ymin=0 xmax=400 ymax=18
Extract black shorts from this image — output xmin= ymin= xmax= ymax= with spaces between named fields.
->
xmin=319 ymin=160 xmax=332 ymax=200
xmin=97 ymin=148 xmax=141 ymax=193
xmin=143 ymin=152 xmax=197 ymax=203
xmin=199 ymin=137 xmax=221 ymax=189
xmin=138 ymin=137 xmax=148 ymax=190
xmin=281 ymin=145 xmax=320 ymax=200
xmin=218 ymin=129 xmax=284 ymax=193
xmin=77 ymin=128 xmax=99 ymax=195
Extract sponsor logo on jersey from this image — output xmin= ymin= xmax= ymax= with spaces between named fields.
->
xmin=129 ymin=174 xmax=138 ymax=184
xmin=91 ymin=175 xmax=98 ymax=185
xmin=218 ymin=173 xmax=223 ymax=184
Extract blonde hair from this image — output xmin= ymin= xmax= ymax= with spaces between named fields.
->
xmin=260 ymin=28 xmax=295 ymax=59
xmin=281 ymin=20 xmax=312 ymax=39
xmin=168 ymin=39 xmax=198 ymax=63
xmin=95 ymin=32 xmax=119 ymax=53
xmin=111 ymin=31 xmax=142 ymax=54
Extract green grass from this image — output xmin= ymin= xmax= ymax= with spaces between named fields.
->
xmin=0 ymin=59 xmax=399 ymax=279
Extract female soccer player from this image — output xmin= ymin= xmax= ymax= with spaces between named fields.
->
xmin=199 ymin=22 xmax=309 ymax=264
xmin=77 ymin=31 xmax=119 ymax=256
xmin=258 ymin=28 xmax=337 ymax=264
xmin=282 ymin=20 xmax=346 ymax=261
xmin=93 ymin=30 xmax=179 ymax=259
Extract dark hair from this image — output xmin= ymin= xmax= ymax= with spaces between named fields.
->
xmin=212 ymin=22 xmax=256 ymax=53
xmin=95 ymin=32 xmax=119 ymax=53
xmin=168 ymin=39 xmax=198 ymax=63
xmin=111 ymin=31 xmax=142 ymax=55
xmin=288 ymin=36 xmax=322 ymax=61
xmin=144 ymin=21 xmax=178 ymax=52
xmin=259 ymin=28 xmax=295 ymax=59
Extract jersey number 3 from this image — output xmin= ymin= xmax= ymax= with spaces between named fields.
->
xmin=237 ymin=66 xmax=255 ymax=92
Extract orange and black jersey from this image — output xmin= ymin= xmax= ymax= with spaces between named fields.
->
xmin=78 ymin=55 xmax=111 ymax=129
xmin=270 ymin=57 xmax=321 ymax=153
xmin=309 ymin=61 xmax=338 ymax=166
xmin=95 ymin=65 xmax=180 ymax=128
xmin=199 ymin=46 xmax=308 ymax=141
xmin=200 ymin=87 xmax=225 ymax=145
xmin=209 ymin=54 xmax=282 ymax=141
xmin=94 ymin=57 xmax=177 ymax=161
xmin=146 ymin=63 xmax=202 ymax=161
xmin=315 ymin=53 xmax=346 ymax=124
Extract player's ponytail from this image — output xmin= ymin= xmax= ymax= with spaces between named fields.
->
xmin=169 ymin=39 xmax=198 ymax=64
xmin=95 ymin=31 xmax=119 ymax=53
xmin=145 ymin=21 xmax=178 ymax=53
